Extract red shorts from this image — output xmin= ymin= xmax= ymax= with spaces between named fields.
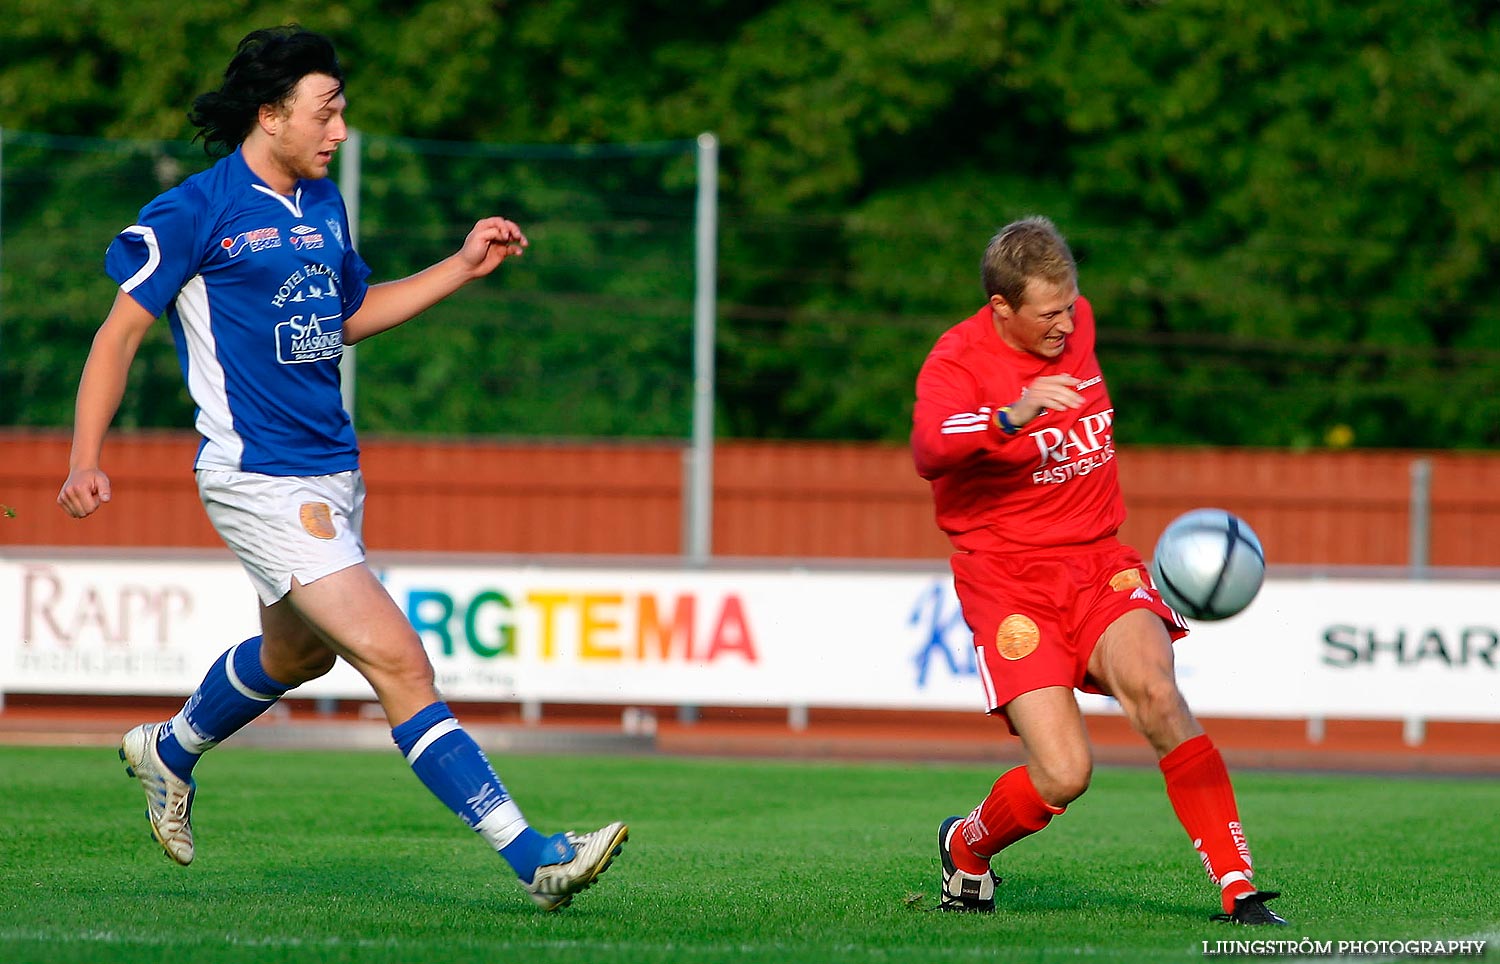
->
xmin=950 ymin=538 xmax=1188 ymax=724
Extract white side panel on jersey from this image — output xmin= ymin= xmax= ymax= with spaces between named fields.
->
xmin=175 ymin=275 xmax=246 ymax=469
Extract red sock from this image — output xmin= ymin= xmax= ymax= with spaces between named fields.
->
xmin=1159 ymin=734 xmax=1257 ymax=912
xmin=950 ymin=766 xmax=1064 ymax=875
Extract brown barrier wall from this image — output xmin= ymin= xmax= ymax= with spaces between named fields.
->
xmin=3 ymin=428 xmax=1496 ymax=567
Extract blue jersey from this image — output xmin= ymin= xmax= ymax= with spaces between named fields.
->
xmin=105 ymin=147 xmax=372 ymax=475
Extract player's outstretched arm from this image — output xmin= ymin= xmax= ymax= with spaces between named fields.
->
xmin=57 ymin=291 xmax=158 ymax=519
xmin=343 ymin=217 xmax=528 ymax=344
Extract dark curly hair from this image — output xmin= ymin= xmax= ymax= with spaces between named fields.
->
xmin=188 ymin=25 xmax=344 ymax=158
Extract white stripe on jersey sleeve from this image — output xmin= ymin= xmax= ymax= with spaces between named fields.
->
xmin=175 ymin=275 xmax=246 ymax=470
xmin=118 ymin=225 xmax=161 ymax=294
xmin=940 ymin=407 xmax=993 ymax=435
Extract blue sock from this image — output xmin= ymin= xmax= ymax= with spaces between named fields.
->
xmin=500 ymin=828 xmax=573 ymax=883
xmin=156 ymin=636 xmax=290 ymax=780
xmin=391 ymin=702 xmax=566 ymax=880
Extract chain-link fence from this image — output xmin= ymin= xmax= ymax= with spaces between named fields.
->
xmin=0 ymin=129 xmax=704 ymax=439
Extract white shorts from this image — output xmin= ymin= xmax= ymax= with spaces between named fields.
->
xmin=197 ymin=469 xmax=368 ymax=606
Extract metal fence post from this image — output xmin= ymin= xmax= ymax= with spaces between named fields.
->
xmin=686 ymin=132 xmax=718 ymax=563
xmin=1409 ymin=457 xmax=1432 ymax=577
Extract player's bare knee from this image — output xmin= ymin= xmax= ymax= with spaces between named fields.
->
xmin=1033 ymin=756 xmax=1092 ymax=806
xmin=1061 ymin=761 xmax=1093 ymax=803
xmin=1128 ymin=684 xmax=1200 ymax=752
xmin=1126 ymin=677 xmax=1188 ymax=727
xmin=294 ymin=648 xmax=338 ymax=681
xmin=1044 ymin=773 xmax=1090 ymax=808
xmin=380 ymin=649 xmax=437 ymax=695
xmin=261 ymin=631 xmax=337 ymax=686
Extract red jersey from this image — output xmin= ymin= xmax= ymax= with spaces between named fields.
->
xmin=911 ymin=296 xmax=1125 ymax=552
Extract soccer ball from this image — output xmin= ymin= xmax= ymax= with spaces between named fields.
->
xmin=1149 ymin=508 xmax=1265 ymax=621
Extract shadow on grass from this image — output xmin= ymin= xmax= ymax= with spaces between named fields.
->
xmin=901 ymin=872 xmax=1208 ymax=923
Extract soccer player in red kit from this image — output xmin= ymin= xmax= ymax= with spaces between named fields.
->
xmin=910 ymin=217 xmax=1287 ymax=925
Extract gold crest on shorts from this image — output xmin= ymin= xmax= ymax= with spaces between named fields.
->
xmin=1109 ymin=568 xmax=1146 ymax=592
xmin=299 ymin=502 xmax=336 ymax=540
xmin=996 ymin=614 xmax=1040 ymax=661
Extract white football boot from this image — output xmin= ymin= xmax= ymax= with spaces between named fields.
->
xmin=521 ymin=821 xmax=628 ymax=911
xmin=119 ymin=723 xmax=196 ymax=865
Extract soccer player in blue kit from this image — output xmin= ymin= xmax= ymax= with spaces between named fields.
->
xmin=55 ymin=25 xmax=626 ymax=911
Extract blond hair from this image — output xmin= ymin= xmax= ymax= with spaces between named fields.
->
xmin=981 ymin=216 xmax=1077 ymax=308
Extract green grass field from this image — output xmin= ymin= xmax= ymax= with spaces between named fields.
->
xmin=0 ymin=746 xmax=1494 ymax=964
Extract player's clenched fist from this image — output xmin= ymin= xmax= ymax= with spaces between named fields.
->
xmin=57 ymin=467 xmax=111 ymax=518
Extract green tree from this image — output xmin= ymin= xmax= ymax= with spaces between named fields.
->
xmin=5 ymin=0 xmax=1500 ymax=448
